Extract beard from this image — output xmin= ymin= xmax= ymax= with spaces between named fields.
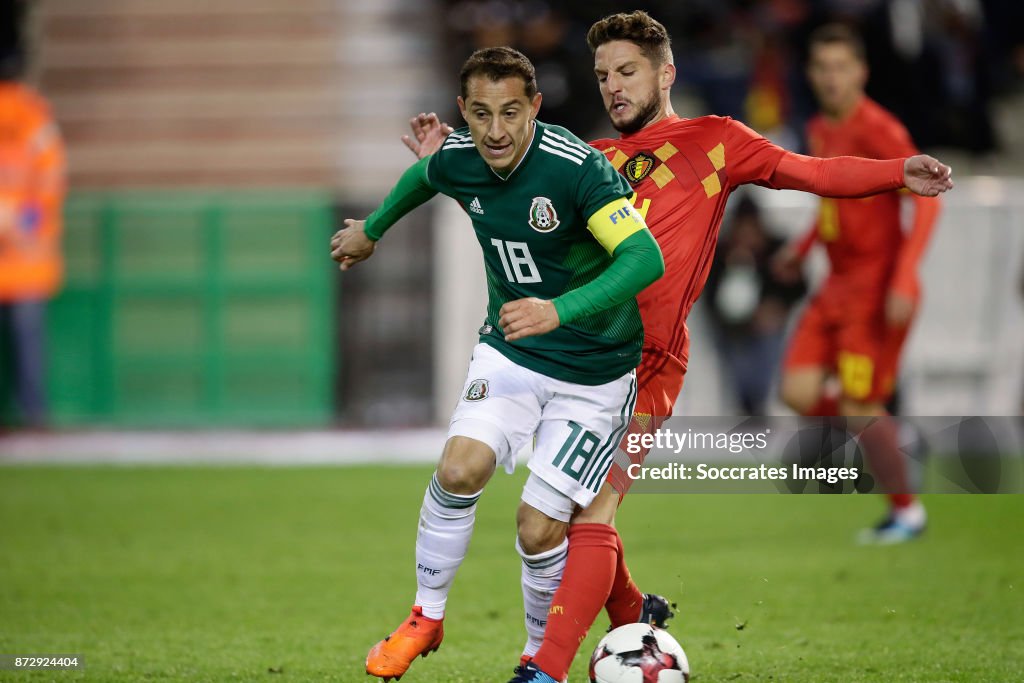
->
xmin=610 ymin=92 xmax=661 ymax=134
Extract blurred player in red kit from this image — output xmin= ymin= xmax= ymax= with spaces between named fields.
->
xmin=775 ymin=24 xmax=940 ymax=545
xmin=403 ymin=13 xmax=952 ymax=682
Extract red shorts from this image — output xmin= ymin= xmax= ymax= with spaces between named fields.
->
xmin=607 ymin=348 xmax=686 ymax=496
xmin=783 ymin=296 xmax=913 ymax=403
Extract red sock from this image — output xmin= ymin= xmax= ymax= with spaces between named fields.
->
xmin=531 ymin=524 xmax=617 ymax=681
xmin=605 ymin=530 xmax=643 ymax=627
xmin=805 ymin=396 xmax=839 ymax=417
xmin=889 ymin=493 xmax=915 ymax=509
xmin=856 ymin=414 xmax=912 ymax=503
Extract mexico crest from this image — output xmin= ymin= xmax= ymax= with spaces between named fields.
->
xmin=624 ymin=152 xmax=655 ymax=185
xmin=465 ymin=378 xmax=489 ymax=401
xmin=528 ymin=196 xmax=560 ymax=232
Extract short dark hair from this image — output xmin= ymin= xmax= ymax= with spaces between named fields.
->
xmin=586 ymin=11 xmax=672 ymax=66
xmin=809 ymin=23 xmax=866 ymax=62
xmin=459 ymin=46 xmax=537 ymax=99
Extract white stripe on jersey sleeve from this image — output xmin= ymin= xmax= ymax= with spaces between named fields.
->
xmin=539 ymin=143 xmax=585 ymax=165
xmin=542 ymin=130 xmax=591 ymax=157
xmin=540 ymin=134 xmax=589 ymax=161
xmin=441 ymin=142 xmax=477 ymax=150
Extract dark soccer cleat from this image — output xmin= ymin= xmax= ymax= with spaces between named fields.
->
xmin=639 ymin=593 xmax=676 ymax=629
xmin=857 ymin=504 xmax=927 ymax=545
xmin=508 ymin=661 xmax=562 ymax=683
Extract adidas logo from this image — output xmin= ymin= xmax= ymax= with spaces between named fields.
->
xmin=469 ymin=196 xmax=484 ymax=215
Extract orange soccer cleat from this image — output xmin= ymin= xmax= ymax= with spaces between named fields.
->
xmin=365 ymin=607 xmax=444 ymax=681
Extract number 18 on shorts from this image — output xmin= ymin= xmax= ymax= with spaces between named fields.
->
xmin=448 ymin=344 xmax=637 ymax=514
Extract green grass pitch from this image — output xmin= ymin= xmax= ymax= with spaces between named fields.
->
xmin=1 ymin=465 xmax=1021 ymax=682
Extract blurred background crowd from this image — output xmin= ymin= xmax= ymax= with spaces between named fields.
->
xmin=437 ymin=0 xmax=1024 ymax=159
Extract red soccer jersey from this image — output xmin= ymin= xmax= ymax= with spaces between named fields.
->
xmin=589 ymin=115 xmax=786 ymax=371
xmin=804 ymin=97 xmax=925 ymax=309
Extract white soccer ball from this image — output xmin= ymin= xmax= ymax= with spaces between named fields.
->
xmin=589 ymin=623 xmax=690 ymax=683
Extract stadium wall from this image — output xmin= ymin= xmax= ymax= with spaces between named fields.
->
xmin=0 ymin=191 xmax=337 ymax=427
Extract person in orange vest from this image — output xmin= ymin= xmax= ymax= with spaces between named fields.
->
xmin=0 ymin=52 xmax=66 ymax=428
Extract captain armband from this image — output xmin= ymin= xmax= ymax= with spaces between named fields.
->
xmin=586 ymin=197 xmax=647 ymax=255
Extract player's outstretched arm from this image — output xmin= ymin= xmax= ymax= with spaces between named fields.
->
xmin=401 ymin=112 xmax=454 ymax=160
xmin=329 ymin=156 xmax=439 ymax=271
xmin=769 ymin=152 xmax=953 ymax=199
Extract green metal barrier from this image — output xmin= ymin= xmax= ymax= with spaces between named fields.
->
xmin=39 ymin=191 xmax=337 ymax=427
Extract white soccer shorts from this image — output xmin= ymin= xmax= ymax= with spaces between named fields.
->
xmin=447 ymin=343 xmax=637 ymax=514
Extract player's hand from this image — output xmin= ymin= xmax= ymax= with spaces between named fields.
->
xmin=499 ymin=297 xmax=560 ymax=342
xmin=771 ymin=245 xmax=803 ymax=284
xmin=885 ymin=291 xmax=916 ymax=328
xmin=330 ymin=219 xmax=376 ymax=271
xmin=903 ymin=155 xmax=954 ymax=197
xmin=401 ymin=112 xmax=454 ymax=160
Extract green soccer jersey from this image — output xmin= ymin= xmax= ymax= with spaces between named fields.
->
xmin=364 ymin=120 xmax=662 ymax=385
